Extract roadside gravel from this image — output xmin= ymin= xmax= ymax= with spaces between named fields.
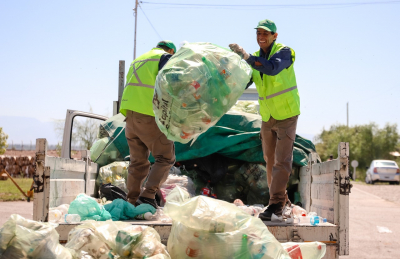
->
xmin=351 ymin=181 xmax=400 ymax=206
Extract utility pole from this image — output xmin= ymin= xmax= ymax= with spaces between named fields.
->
xmin=133 ymin=0 xmax=139 ymax=60
xmin=347 ymin=102 xmax=349 ymax=127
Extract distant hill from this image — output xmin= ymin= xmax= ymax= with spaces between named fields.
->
xmin=0 ymin=116 xmax=59 ymax=146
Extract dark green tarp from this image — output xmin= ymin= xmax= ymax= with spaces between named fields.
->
xmin=96 ymin=111 xmax=317 ymax=167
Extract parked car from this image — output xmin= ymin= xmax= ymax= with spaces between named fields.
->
xmin=365 ymin=160 xmax=400 ymax=185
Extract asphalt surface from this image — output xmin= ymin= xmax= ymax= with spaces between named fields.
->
xmin=0 ymin=183 xmax=399 ymax=258
xmin=340 ymin=182 xmax=400 ymax=259
xmin=0 ymin=201 xmax=33 ymax=226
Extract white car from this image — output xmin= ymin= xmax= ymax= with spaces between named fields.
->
xmin=365 ymin=160 xmax=399 ymax=185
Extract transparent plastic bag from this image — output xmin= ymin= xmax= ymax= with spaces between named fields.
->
xmin=68 ymin=193 xmax=112 ymax=221
xmin=65 ymin=220 xmax=170 ymax=259
xmin=164 ymin=195 xmax=291 ymax=259
xmin=159 ymin=174 xmax=195 ymax=206
xmin=282 ymin=242 xmax=326 ymax=259
xmin=0 ymin=214 xmax=73 ymax=259
xmin=235 ymin=163 xmax=270 ymax=205
xmin=90 ymin=137 xmax=123 ymax=167
xmin=96 ymin=161 xmax=130 ymax=193
xmin=153 ymin=42 xmax=252 ymax=144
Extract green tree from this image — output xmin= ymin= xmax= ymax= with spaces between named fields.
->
xmin=315 ymin=123 xmax=399 ymax=181
xmin=0 ymin=127 xmax=8 ymax=154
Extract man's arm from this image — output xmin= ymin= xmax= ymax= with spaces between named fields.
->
xmin=246 ymin=47 xmax=293 ymax=76
xmin=158 ymin=53 xmax=172 ymax=71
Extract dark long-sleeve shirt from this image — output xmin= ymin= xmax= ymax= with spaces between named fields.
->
xmin=158 ymin=53 xmax=172 ymax=71
xmin=245 ymin=43 xmax=293 ymax=89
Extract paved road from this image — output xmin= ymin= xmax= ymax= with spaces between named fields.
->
xmin=340 ymin=182 xmax=400 ymax=259
xmin=0 ymin=201 xmax=33 ymax=226
xmin=1 ymin=183 xmax=399 ymax=259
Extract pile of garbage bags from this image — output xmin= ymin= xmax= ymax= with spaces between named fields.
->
xmin=153 ymin=42 xmax=252 ymax=144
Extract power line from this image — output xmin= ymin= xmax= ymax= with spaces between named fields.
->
xmin=138 ymin=3 xmax=163 ymax=40
xmin=141 ymin=0 xmax=400 ymax=9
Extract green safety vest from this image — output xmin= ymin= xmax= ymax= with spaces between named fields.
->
xmin=252 ymin=42 xmax=300 ymax=122
xmin=119 ymin=48 xmax=166 ymax=117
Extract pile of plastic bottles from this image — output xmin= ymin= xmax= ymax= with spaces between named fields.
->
xmin=153 ymin=42 xmax=252 ymax=143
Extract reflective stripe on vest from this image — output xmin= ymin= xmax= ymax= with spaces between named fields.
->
xmin=259 ymin=86 xmax=297 ymax=100
xmin=119 ymin=48 xmax=166 ymax=117
xmin=129 ymin=58 xmax=160 ymax=86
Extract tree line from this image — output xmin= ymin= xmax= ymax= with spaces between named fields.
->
xmin=314 ymin=123 xmax=400 ymax=181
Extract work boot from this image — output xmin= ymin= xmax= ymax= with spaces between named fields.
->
xmin=258 ymin=202 xmax=285 ymax=221
xmin=135 ymin=196 xmax=159 ymax=209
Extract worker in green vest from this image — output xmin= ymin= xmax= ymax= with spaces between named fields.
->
xmin=229 ymin=19 xmax=300 ymax=221
xmin=120 ymin=40 xmax=177 ymax=209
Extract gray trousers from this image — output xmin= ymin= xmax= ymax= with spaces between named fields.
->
xmin=125 ymin=110 xmax=175 ymax=204
xmin=260 ymin=115 xmax=299 ymax=205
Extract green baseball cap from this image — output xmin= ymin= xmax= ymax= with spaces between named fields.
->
xmin=255 ymin=19 xmax=277 ymax=33
xmin=157 ymin=40 xmax=176 ymax=53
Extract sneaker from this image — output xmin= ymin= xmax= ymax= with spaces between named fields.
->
xmin=259 ymin=202 xmax=284 ymax=221
xmin=135 ymin=196 xmax=159 ymax=209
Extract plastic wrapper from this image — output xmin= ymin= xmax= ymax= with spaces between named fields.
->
xmin=158 ymin=174 xmax=195 ymax=206
xmin=282 ymin=242 xmax=326 ymax=259
xmin=65 ymin=220 xmax=170 ymax=259
xmin=164 ymin=193 xmax=291 ymax=258
xmin=96 ymin=161 xmax=130 ymax=193
xmin=0 ymin=214 xmax=73 ymax=259
xmin=153 ymin=42 xmax=252 ymax=144
xmin=104 ymin=199 xmax=155 ymax=221
xmin=68 ymin=193 xmax=112 ymax=221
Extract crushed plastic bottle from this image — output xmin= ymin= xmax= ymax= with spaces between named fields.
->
xmin=201 ymin=180 xmax=211 ymax=196
xmin=292 ymin=205 xmax=307 ymax=217
xmin=135 ymin=212 xmax=153 ymax=220
xmin=49 ymin=209 xmax=62 ymax=223
xmin=310 ymin=216 xmax=328 ymax=226
xmin=64 ymin=214 xmax=81 ymax=224
xmin=185 ymin=232 xmax=201 ymax=258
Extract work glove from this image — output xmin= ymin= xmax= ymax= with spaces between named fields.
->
xmin=229 ymin=43 xmax=250 ymax=60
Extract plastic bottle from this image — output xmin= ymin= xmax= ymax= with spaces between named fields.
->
xmin=185 ymin=232 xmax=201 ymax=258
xmin=310 ymin=216 xmax=328 ymax=226
xmin=201 ymin=181 xmax=211 ymax=196
xmin=135 ymin=212 xmax=153 ymax=220
xmin=292 ymin=205 xmax=307 ymax=217
xmin=234 ymin=234 xmax=250 ymax=259
xmin=64 ymin=214 xmax=81 ymax=224
xmin=49 ymin=209 xmax=62 ymax=222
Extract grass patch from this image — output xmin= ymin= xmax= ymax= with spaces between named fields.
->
xmin=0 ymin=178 xmax=33 ymax=201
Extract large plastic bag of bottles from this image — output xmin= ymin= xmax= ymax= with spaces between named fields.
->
xmin=96 ymin=161 xmax=130 ymax=193
xmin=65 ymin=220 xmax=170 ymax=259
xmin=68 ymin=193 xmax=112 ymax=221
xmin=282 ymin=242 xmax=326 ymax=259
xmin=153 ymin=42 xmax=252 ymax=144
xmin=164 ymin=192 xmax=291 ymax=259
xmin=235 ymin=163 xmax=270 ymax=205
xmin=0 ymin=214 xmax=73 ymax=259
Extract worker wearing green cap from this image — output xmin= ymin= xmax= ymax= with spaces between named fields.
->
xmin=230 ymin=19 xmax=300 ymax=221
xmin=120 ymin=40 xmax=176 ymax=209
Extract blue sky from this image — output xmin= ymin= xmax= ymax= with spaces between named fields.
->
xmin=1 ymin=0 xmax=399 ymax=145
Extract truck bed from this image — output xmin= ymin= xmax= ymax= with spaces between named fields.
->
xmin=33 ymin=139 xmax=350 ymax=259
